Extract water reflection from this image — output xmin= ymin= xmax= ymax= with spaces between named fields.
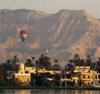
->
xmin=74 ymin=90 xmax=100 ymax=94
xmin=0 ymin=90 xmax=100 ymax=94
xmin=15 ymin=90 xmax=31 ymax=94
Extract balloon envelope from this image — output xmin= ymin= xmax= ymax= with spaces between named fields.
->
xmin=20 ymin=30 xmax=28 ymax=41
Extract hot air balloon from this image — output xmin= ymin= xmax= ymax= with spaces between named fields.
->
xmin=20 ymin=30 xmax=28 ymax=42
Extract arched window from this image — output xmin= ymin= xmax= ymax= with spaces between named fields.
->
xmin=88 ymin=76 xmax=90 ymax=79
xmin=83 ymin=75 xmax=85 ymax=78
xmin=95 ymin=76 xmax=97 ymax=79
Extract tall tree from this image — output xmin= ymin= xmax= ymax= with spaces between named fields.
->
xmin=85 ymin=55 xmax=92 ymax=66
xmin=96 ymin=57 xmax=100 ymax=72
xmin=36 ymin=54 xmax=51 ymax=69
xmin=11 ymin=55 xmax=19 ymax=65
xmin=31 ymin=56 xmax=35 ymax=66
xmin=73 ymin=54 xmax=81 ymax=66
xmin=52 ymin=59 xmax=61 ymax=70
xmin=25 ymin=58 xmax=34 ymax=67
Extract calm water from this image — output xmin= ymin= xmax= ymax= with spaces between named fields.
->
xmin=0 ymin=90 xmax=100 ymax=94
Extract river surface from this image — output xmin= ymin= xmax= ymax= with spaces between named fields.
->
xmin=0 ymin=89 xmax=100 ymax=94
xmin=0 ymin=90 xmax=100 ymax=94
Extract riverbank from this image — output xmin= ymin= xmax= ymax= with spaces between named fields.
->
xmin=0 ymin=85 xmax=100 ymax=90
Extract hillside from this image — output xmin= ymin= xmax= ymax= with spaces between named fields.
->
xmin=0 ymin=9 xmax=100 ymax=64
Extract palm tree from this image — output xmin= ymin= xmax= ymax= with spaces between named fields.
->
xmin=12 ymin=55 xmax=19 ymax=65
xmin=53 ymin=59 xmax=61 ymax=71
xmin=73 ymin=54 xmax=81 ymax=66
xmin=25 ymin=58 xmax=34 ymax=67
xmin=37 ymin=53 xmax=51 ymax=69
xmin=96 ymin=57 xmax=100 ymax=72
xmin=31 ymin=56 xmax=35 ymax=66
xmin=85 ymin=55 xmax=92 ymax=66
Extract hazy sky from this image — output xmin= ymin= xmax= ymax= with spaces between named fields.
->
xmin=0 ymin=0 xmax=100 ymax=18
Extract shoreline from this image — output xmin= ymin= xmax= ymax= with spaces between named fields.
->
xmin=0 ymin=86 xmax=100 ymax=90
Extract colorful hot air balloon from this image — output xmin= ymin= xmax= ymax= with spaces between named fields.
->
xmin=20 ymin=30 xmax=28 ymax=42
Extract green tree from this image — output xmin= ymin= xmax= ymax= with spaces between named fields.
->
xmin=36 ymin=54 xmax=51 ymax=69
xmin=34 ymin=74 xmax=51 ymax=87
xmin=53 ymin=74 xmax=61 ymax=87
xmin=96 ymin=57 xmax=100 ymax=72
xmin=73 ymin=54 xmax=81 ymax=66
xmin=52 ymin=59 xmax=61 ymax=71
xmin=85 ymin=55 xmax=92 ymax=66
xmin=25 ymin=58 xmax=34 ymax=67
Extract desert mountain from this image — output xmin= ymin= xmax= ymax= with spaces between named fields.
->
xmin=0 ymin=9 xmax=100 ymax=64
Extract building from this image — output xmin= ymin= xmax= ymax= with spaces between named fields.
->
xmin=14 ymin=63 xmax=31 ymax=85
xmin=25 ymin=66 xmax=36 ymax=74
xmin=60 ymin=73 xmax=72 ymax=87
xmin=72 ymin=66 xmax=100 ymax=85
xmin=14 ymin=63 xmax=61 ymax=85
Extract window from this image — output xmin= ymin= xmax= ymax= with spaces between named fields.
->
xmin=91 ymin=82 xmax=93 ymax=84
xmin=83 ymin=75 xmax=85 ymax=79
xmin=25 ymin=71 xmax=29 ymax=73
xmin=88 ymin=82 xmax=90 ymax=85
xmin=98 ymin=74 xmax=100 ymax=78
xmin=95 ymin=76 xmax=97 ymax=79
xmin=88 ymin=76 xmax=90 ymax=79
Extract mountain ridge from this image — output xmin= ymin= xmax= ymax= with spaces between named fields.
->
xmin=0 ymin=9 xmax=100 ymax=65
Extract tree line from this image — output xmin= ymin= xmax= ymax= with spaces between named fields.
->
xmin=0 ymin=53 xmax=100 ymax=87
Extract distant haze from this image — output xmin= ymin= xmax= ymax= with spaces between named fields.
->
xmin=0 ymin=0 xmax=100 ymax=18
xmin=0 ymin=9 xmax=100 ymax=66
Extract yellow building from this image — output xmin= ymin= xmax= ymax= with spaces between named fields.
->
xmin=72 ymin=72 xmax=80 ymax=84
xmin=81 ymin=70 xmax=99 ymax=85
xmin=72 ymin=66 xmax=100 ymax=85
xmin=37 ymin=67 xmax=46 ymax=74
xmin=25 ymin=67 xmax=36 ymax=74
xmin=46 ymin=70 xmax=61 ymax=75
xmin=14 ymin=63 xmax=31 ymax=85
xmin=14 ymin=63 xmax=61 ymax=85
xmin=35 ymin=67 xmax=61 ymax=75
